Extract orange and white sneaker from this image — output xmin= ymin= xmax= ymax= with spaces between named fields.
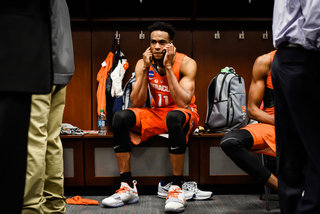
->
xmin=165 ymin=185 xmax=186 ymax=213
xmin=102 ymin=180 xmax=139 ymax=207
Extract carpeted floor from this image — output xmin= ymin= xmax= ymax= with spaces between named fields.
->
xmin=65 ymin=194 xmax=280 ymax=214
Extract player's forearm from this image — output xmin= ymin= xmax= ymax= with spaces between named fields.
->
xmin=248 ymin=107 xmax=274 ymax=125
xmin=172 ymin=93 xmax=191 ymax=108
xmin=166 ymin=68 xmax=192 ymax=108
xmin=130 ymin=90 xmax=148 ymax=107
xmin=130 ymin=72 xmax=149 ymax=107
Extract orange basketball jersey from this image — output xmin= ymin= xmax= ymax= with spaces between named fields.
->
xmin=148 ymin=52 xmax=197 ymax=112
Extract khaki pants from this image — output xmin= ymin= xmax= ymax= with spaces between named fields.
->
xmin=23 ymin=85 xmax=67 ymax=214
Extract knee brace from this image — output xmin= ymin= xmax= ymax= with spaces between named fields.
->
xmin=112 ymin=110 xmax=136 ymax=153
xmin=220 ymin=129 xmax=254 ymax=154
xmin=167 ymin=111 xmax=188 ymax=154
xmin=168 ymin=139 xmax=187 ymax=154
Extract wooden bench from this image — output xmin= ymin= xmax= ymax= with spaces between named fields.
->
xmin=61 ymin=135 xmax=84 ymax=186
xmin=61 ymin=132 xmax=261 ymax=187
xmin=61 ymin=132 xmax=199 ymax=186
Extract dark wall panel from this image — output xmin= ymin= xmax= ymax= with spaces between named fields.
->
xmin=63 ymin=30 xmax=92 ymax=130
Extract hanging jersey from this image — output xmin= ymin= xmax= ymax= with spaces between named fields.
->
xmin=148 ymin=52 xmax=197 ymax=111
xmin=96 ymin=51 xmax=114 ymax=115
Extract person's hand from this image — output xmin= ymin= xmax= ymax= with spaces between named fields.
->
xmin=142 ymin=47 xmax=152 ymax=71
xmin=163 ymin=42 xmax=176 ymax=68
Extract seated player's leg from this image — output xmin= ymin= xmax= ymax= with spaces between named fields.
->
xmin=167 ymin=110 xmax=188 ymax=156
xmin=113 ymin=109 xmax=137 ymax=182
xmin=112 ymin=110 xmax=136 ymax=153
xmin=165 ymin=110 xmax=189 ymax=212
xmin=221 ymin=129 xmax=272 ymax=184
xmin=102 ymin=110 xmax=139 ymax=208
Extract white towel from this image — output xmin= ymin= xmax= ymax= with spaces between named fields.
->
xmin=111 ymin=59 xmax=128 ymax=97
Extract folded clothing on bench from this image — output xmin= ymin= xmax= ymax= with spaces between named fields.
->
xmin=66 ymin=195 xmax=99 ymax=205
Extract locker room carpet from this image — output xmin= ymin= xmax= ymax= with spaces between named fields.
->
xmin=65 ymin=194 xmax=280 ymax=214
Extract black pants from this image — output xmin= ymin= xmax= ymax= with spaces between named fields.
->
xmin=0 ymin=92 xmax=31 ymax=214
xmin=221 ymin=129 xmax=271 ymax=184
xmin=272 ymin=45 xmax=320 ymax=214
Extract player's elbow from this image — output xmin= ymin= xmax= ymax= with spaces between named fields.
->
xmin=247 ymin=106 xmax=259 ymax=120
xmin=176 ymin=99 xmax=191 ymax=109
xmin=131 ymin=99 xmax=144 ymax=108
xmin=131 ymin=94 xmax=147 ymax=108
xmin=247 ymin=111 xmax=254 ymax=119
xmin=179 ymin=103 xmax=189 ymax=109
xmin=247 ymin=106 xmax=254 ymax=118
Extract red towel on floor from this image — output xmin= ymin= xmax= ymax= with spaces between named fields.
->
xmin=66 ymin=195 xmax=99 ymax=205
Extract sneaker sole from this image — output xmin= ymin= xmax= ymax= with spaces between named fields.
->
xmin=102 ymin=201 xmax=125 ymax=208
xmin=194 ymin=193 xmax=213 ymax=200
xmin=102 ymin=196 xmax=139 ymax=207
xmin=165 ymin=207 xmax=185 ymax=213
xmin=157 ymin=192 xmax=169 ymax=199
xmin=102 ymin=198 xmax=139 ymax=207
xmin=127 ymin=197 xmax=139 ymax=204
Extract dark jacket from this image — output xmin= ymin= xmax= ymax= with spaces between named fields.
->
xmin=51 ymin=0 xmax=74 ymax=85
xmin=0 ymin=0 xmax=53 ymax=94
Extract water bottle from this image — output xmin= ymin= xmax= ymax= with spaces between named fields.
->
xmin=98 ymin=109 xmax=107 ymax=135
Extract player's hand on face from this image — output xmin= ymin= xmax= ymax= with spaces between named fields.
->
xmin=163 ymin=42 xmax=176 ymax=68
xmin=143 ymin=47 xmax=152 ymax=70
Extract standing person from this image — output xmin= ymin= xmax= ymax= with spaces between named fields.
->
xmin=272 ymin=1 xmax=320 ymax=213
xmin=221 ymin=50 xmax=278 ymax=192
xmin=0 ymin=1 xmax=52 ymax=214
xmin=102 ymin=21 xmax=199 ymax=212
xmin=22 ymin=0 xmax=75 ymax=213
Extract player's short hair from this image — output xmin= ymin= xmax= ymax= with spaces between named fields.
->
xmin=148 ymin=21 xmax=176 ymax=40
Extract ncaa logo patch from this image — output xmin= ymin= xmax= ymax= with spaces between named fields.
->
xmin=148 ymin=70 xmax=154 ymax=78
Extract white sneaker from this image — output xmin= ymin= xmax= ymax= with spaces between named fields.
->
xmin=165 ymin=185 xmax=186 ymax=213
xmin=182 ymin=181 xmax=213 ymax=200
xmin=102 ymin=180 xmax=139 ymax=207
xmin=157 ymin=181 xmax=172 ymax=199
xmin=158 ymin=181 xmax=194 ymax=200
